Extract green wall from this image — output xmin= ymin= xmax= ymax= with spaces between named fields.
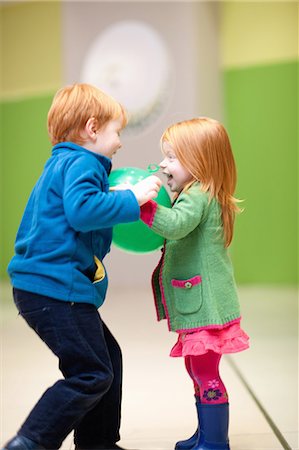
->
xmin=221 ymin=2 xmax=298 ymax=285
xmin=224 ymin=61 xmax=297 ymax=283
xmin=1 ymin=96 xmax=54 ymax=276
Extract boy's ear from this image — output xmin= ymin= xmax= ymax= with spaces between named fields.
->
xmin=85 ymin=117 xmax=97 ymax=139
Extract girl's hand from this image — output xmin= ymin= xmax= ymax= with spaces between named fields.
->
xmin=130 ymin=176 xmax=162 ymax=206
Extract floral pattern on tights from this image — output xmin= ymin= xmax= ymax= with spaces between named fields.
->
xmin=203 ymin=388 xmax=222 ymax=401
xmin=202 ymin=379 xmax=228 ymax=402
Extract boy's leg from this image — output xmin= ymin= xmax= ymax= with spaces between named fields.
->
xmin=74 ymin=322 xmax=123 ymax=448
xmin=13 ymin=289 xmax=114 ymax=450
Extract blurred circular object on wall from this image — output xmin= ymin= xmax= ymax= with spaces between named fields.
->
xmin=80 ymin=20 xmax=173 ymax=134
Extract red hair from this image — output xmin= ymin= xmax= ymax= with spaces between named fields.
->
xmin=47 ymin=83 xmax=127 ymax=146
xmin=161 ymin=117 xmax=242 ymax=247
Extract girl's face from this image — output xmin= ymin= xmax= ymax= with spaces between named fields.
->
xmin=160 ymin=141 xmax=193 ymax=193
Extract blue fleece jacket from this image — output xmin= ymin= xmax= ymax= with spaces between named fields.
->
xmin=8 ymin=142 xmax=140 ymax=307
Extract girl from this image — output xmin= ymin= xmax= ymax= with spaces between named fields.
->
xmin=140 ymin=117 xmax=249 ymax=450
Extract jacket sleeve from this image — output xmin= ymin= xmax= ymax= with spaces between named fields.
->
xmin=63 ymin=156 xmax=140 ymax=232
xmin=140 ymin=185 xmax=208 ymax=240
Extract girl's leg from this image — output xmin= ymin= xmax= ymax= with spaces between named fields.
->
xmin=188 ymin=352 xmax=230 ymax=449
xmin=184 ymin=356 xmax=201 ymax=398
xmin=174 ymin=357 xmax=201 ymax=450
xmin=189 ymin=351 xmax=228 ymax=404
xmin=176 ymin=352 xmax=229 ymax=450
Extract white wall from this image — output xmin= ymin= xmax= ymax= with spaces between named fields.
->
xmin=62 ymin=1 xmax=221 ymax=286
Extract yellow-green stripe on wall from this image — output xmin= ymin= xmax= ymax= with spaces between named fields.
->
xmin=0 ymin=1 xmax=62 ymax=100
xmin=220 ymin=2 xmax=298 ymax=69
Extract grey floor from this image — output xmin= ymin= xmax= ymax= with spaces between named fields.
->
xmin=1 ymin=283 xmax=298 ymax=450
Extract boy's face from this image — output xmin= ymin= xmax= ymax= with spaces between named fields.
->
xmin=93 ymin=117 xmax=123 ymax=159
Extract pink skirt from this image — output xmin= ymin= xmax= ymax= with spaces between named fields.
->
xmin=170 ymin=322 xmax=250 ymax=357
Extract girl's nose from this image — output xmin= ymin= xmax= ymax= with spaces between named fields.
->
xmin=159 ymin=158 xmax=166 ymax=168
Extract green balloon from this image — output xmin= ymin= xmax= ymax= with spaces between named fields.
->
xmin=109 ymin=166 xmax=171 ymax=253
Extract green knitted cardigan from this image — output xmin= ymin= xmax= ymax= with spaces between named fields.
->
xmin=140 ymin=182 xmax=241 ymax=332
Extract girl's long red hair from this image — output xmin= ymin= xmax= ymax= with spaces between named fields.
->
xmin=161 ymin=117 xmax=242 ymax=247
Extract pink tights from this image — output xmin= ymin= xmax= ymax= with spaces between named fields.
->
xmin=185 ymin=351 xmax=228 ymax=404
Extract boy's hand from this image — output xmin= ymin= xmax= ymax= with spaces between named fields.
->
xmin=130 ymin=176 xmax=162 ymax=206
xmin=110 ymin=183 xmax=132 ymax=191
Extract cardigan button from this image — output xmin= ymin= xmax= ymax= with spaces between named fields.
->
xmin=184 ymin=281 xmax=192 ymax=289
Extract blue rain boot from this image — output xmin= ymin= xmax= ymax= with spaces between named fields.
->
xmin=191 ymin=403 xmax=230 ymax=450
xmin=175 ymin=397 xmax=203 ymax=450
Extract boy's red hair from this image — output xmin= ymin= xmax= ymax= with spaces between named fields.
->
xmin=47 ymin=83 xmax=127 ymax=146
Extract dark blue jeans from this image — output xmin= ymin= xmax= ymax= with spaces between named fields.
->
xmin=13 ymin=288 xmax=123 ymax=449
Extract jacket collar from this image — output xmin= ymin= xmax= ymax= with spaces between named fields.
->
xmin=52 ymin=141 xmax=112 ymax=174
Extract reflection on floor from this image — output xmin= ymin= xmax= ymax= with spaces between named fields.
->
xmin=1 ymin=284 xmax=298 ymax=450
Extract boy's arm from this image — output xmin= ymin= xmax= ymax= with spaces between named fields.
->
xmin=63 ymin=158 xmax=140 ymax=232
xmin=140 ymin=185 xmax=208 ymax=240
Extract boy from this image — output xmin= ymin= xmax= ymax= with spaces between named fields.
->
xmin=3 ymin=83 xmax=161 ymax=450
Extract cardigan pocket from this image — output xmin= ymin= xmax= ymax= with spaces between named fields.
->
xmin=171 ymin=275 xmax=203 ymax=314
